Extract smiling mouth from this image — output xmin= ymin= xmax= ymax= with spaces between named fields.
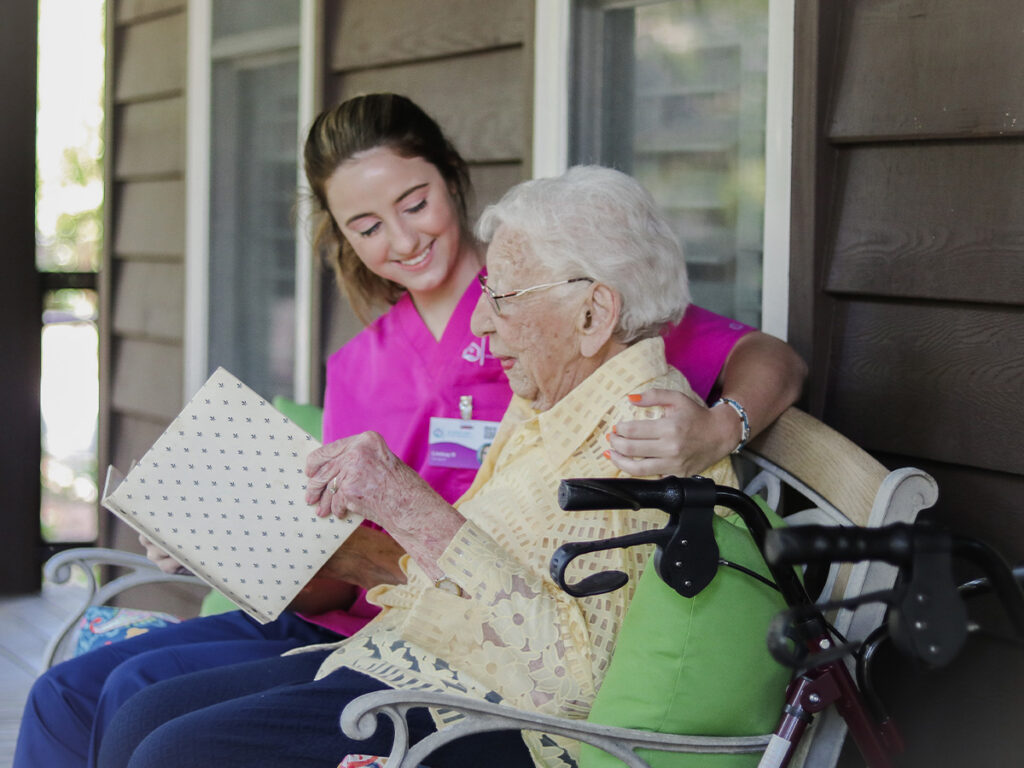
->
xmin=397 ymin=242 xmax=432 ymax=268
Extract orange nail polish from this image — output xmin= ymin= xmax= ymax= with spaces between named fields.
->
xmin=628 ymin=394 xmax=642 ymax=403
xmin=605 ymin=432 xmax=612 ymax=442
xmin=612 ymin=425 xmax=618 ymax=434
xmin=603 ymin=450 xmax=611 ymax=459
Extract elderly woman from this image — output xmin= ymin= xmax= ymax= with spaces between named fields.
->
xmin=97 ymin=167 xmax=741 ymax=768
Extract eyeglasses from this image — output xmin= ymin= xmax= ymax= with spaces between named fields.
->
xmin=477 ymin=274 xmax=594 ymax=315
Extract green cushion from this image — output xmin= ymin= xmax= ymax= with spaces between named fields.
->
xmin=271 ymin=395 xmax=324 ymax=441
xmin=582 ymin=502 xmax=791 ymax=768
xmin=199 ymin=396 xmax=324 ymax=617
xmin=199 ymin=589 xmax=237 ymax=617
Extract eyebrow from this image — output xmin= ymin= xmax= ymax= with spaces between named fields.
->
xmin=344 ymin=183 xmax=430 ymax=227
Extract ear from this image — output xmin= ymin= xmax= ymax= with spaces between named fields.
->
xmin=578 ymin=283 xmax=621 ymax=359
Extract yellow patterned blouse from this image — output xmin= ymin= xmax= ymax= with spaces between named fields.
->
xmin=309 ymin=337 xmax=736 ymax=767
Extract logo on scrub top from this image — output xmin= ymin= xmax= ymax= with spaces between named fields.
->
xmin=461 ymin=338 xmax=492 ymax=366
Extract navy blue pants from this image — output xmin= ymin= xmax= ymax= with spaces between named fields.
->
xmin=13 ymin=610 xmax=340 ymax=768
xmin=96 ymin=650 xmax=534 ymax=768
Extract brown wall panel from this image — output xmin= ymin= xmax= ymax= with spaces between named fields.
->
xmin=467 ymin=162 xmax=524 ymax=220
xmin=788 ymin=0 xmax=844 ymax=415
xmin=114 ymin=14 xmax=186 ymax=102
xmin=116 ymin=0 xmax=184 ymax=25
xmin=876 ymin=452 xmax=1024 ymax=563
xmin=831 ymin=0 xmax=1024 ymax=141
xmin=330 ymin=0 xmax=526 ymax=71
xmin=333 ymin=49 xmax=525 ymax=163
xmin=111 ymin=260 xmax=185 ymax=340
xmin=825 ymin=300 xmax=1024 ymax=476
xmin=115 ymin=98 xmax=185 ymax=179
xmin=104 ymin=5 xmax=188 ymax=555
xmin=320 ymin=281 xmax=365 ymax=383
xmin=827 ymin=143 xmax=1024 ymax=304
xmin=111 ymin=337 xmax=184 ymax=420
xmin=113 ymin=180 xmax=186 ymax=256
xmin=109 ymin=411 xmax=170 ymax=472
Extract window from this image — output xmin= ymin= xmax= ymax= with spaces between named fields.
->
xmin=186 ymin=0 xmax=317 ymax=401
xmin=561 ymin=0 xmax=792 ymax=334
xmin=36 ymin=0 xmax=105 ymax=543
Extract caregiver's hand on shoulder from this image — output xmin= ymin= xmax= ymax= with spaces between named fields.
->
xmin=606 ymin=389 xmax=740 ymax=477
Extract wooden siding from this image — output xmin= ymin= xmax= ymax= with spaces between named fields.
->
xmin=319 ymin=0 xmax=531 ymax=369
xmin=467 ymin=163 xmax=526 ymax=221
xmin=112 ymin=180 xmax=186 ymax=256
xmin=792 ymin=6 xmax=1024 ymax=760
xmin=113 ymin=13 xmax=187 ymax=102
xmin=109 ymin=413 xmax=171 ymax=479
xmin=328 ymin=0 xmax=526 ymax=71
xmin=825 ymin=300 xmax=1024 ymax=475
xmin=112 ymin=261 xmax=184 ymax=340
xmin=116 ymin=0 xmax=184 ymax=25
xmin=114 ymin=97 xmax=185 ymax=178
xmin=827 ymin=143 xmax=1024 ymax=305
xmin=882 ymin=451 xmax=1024 ymax=562
xmin=829 ymin=1 xmax=1024 ymax=142
xmin=110 ymin=337 xmax=183 ymax=423
xmin=335 ymin=49 xmax=525 ymax=163
xmin=101 ymin=0 xmax=190 ymax=614
xmin=792 ymin=0 xmax=1024 ymax=552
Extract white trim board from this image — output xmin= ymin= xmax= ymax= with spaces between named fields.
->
xmin=184 ymin=0 xmax=212 ymax=401
xmin=532 ymin=0 xmax=571 ymax=179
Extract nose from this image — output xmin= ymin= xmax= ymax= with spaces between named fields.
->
xmin=389 ymin=218 xmax=419 ymax=256
xmin=469 ymin=290 xmax=495 ymax=337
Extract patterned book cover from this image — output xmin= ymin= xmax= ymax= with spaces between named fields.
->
xmin=101 ymin=367 xmax=360 ymax=623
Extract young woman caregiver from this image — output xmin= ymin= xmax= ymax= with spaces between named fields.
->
xmin=13 ymin=92 xmax=805 ymax=768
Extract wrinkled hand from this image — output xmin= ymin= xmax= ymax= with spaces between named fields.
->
xmin=139 ymin=534 xmax=190 ymax=575
xmin=304 ymin=431 xmax=436 ymax=528
xmin=305 ymin=431 xmax=467 ymax=582
xmin=607 ymin=389 xmax=738 ymax=477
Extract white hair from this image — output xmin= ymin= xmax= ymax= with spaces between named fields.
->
xmin=476 ymin=165 xmax=690 ymax=343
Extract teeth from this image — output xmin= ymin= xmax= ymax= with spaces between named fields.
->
xmin=401 ymin=247 xmax=429 ymax=267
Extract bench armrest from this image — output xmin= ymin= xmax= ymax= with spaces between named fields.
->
xmin=42 ymin=547 xmax=206 ymax=668
xmin=340 ymin=690 xmax=771 ymax=768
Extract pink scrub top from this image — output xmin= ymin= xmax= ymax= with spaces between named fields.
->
xmin=304 ymin=273 xmax=753 ymax=636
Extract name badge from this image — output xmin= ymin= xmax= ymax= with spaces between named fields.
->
xmin=428 ymin=417 xmax=501 ymax=469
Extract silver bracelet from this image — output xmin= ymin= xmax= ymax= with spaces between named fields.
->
xmin=714 ymin=397 xmax=750 ymax=454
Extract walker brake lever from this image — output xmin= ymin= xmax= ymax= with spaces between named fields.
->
xmin=550 ymin=476 xmax=720 ymax=598
xmin=550 ymin=528 xmax=671 ymax=597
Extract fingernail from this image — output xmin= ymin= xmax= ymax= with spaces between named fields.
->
xmin=603 ymin=450 xmax=611 ymax=459
xmin=612 ymin=425 xmax=618 ymax=434
xmin=605 ymin=432 xmax=611 ymax=442
xmin=628 ymin=393 xmax=642 ymax=403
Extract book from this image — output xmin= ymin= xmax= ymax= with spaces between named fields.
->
xmin=101 ymin=367 xmax=361 ymax=624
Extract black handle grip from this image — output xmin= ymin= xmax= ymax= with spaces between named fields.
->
xmin=558 ymin=476 xmax=690 ymax=513
xmin=765 ymin=524 xmax=916 ymax=568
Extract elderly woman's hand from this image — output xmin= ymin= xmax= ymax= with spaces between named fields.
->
xmin=305 ymin=432 xmax=467 ymax=582
xmin=605 ymin=389 xmax=739 ymax=477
